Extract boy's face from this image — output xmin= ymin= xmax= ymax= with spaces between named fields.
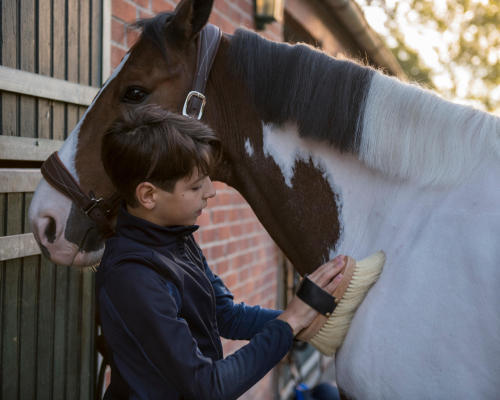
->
xmin=132 ymin=168 xmax=216 ymax=226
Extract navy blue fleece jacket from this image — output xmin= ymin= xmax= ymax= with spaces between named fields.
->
xmin=96 ymin=207 xmax=293 ymax=399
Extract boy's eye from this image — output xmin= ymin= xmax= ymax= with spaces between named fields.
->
xmin=192 ymin=186 xmax=202 ymax=191
xmin=122 ymin=86 xmax=149 ymax=104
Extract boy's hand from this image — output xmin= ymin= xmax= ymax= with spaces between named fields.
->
xmin=278 ymin=255 xmax=345 ymax=336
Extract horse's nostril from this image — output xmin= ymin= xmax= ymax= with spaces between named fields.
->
xmin=45 ymin=217 xmax=57 ymax=243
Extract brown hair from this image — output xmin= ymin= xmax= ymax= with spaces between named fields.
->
xmin=101 ymin=105 xmax=221 ymax=206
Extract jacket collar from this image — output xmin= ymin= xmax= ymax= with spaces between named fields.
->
xmin=114 ymin=204 xmax=199 ymax=248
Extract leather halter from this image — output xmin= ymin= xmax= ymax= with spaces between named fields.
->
xmin=183 ymin=24 xmax=222 ymax=119
xmin=40 ymin=24 xmax=222 ymax=236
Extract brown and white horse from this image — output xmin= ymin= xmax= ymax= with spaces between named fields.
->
xmin=29 ymin=0 xmax=500 ymax=398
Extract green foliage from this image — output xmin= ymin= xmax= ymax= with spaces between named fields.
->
xmin=361 ymin=0 xmax=499 ymax=111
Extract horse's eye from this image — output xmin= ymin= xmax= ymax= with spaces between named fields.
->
xmin=122 ymin=86 xmax=148 ymax=104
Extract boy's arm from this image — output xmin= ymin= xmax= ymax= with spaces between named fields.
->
xmin=100 ymin=262 xmax=293 ymax=400
xmin=203 ymin=258 xmax=282 ymax=340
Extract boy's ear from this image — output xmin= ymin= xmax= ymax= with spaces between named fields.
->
xmin=135 ymin=182 xmax=157 ymax=209
xmin=167 ymin=0 xmax=213 ymax=45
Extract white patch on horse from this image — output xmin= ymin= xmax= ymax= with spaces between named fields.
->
xmin=244 ymin=138 xmax=254 ymax=157
xmin=359 ymin=72 xmax=500 ymax=186
xmin=58 ymin=53 xmax=131 ymax=181
xmin=261 ymin=121 xmax=344 ymax=252
xmin=262 ymin=122 xmax=308 ymax=187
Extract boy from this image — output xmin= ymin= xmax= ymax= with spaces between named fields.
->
xmin=97 ymin=105 xmax=345 ymax=399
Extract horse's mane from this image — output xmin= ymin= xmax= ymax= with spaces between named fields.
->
xmin=228 ymin=28 xmax=500 ymax=186
xmin=228 ymin=28 xmax=374 ymax=154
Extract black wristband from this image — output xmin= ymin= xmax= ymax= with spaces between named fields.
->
xmin=296 ymin=276 xmax=336 ymax=316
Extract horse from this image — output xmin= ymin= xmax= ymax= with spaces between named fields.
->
xmin=28 ymin=0 xmax=500 ymax=398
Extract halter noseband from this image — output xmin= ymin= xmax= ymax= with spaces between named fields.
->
xmin=40 ymin=24 xmax=222 ymax=236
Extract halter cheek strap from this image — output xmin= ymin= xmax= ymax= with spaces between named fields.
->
xmin=41 ymin=152 xmax=120 ymax=237
xmin=182 ymin=24 xmax=222 ymax=120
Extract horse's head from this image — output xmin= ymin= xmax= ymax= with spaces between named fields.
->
xmin=29 ymin=0 xmax=215 ymax=266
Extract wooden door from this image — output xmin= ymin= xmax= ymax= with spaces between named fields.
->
xmin=0 ymin=1 xmax=110 ymax=398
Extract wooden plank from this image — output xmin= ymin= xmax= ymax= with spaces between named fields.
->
xmin=102 ymin=0 xmax=112 ymax=82
xmin=19 ymin=256 xmax=39 ymax=400
xmin=67 ymin=0 xmax=80 ymax=142
xmin=19 ymin=193 xmax=37 ymax=398
xmin=80 ymin=1 xmax=90 ymax=85
xmin=67 ymin=0 xmax=79 ymax=84
xmin=0 ymin=136 xmax=63 ymax=161
xmin=52 ymin=104 xmax=66 ymax=141
xmin=0 ymin=66 xmax=99 ymax=106
xmin=2 ymin=259 xmax=21 ymax=399
xmin=91 ymin=0 xmax=102 ymax=86
xmin=20 ymin=0 xmax=37 ymax=140
xmin=1 ymin=0 xmax=18 ymax=68
xmin=0 ymin=169 xmax=41 ymax=193
xmin=1 ymin=92 xmax=19 ymax=137
xmin=52 ymin=266 xmax=69 ymax=400
xmin=1 ymin=192 xmax=23 ymax=399
xmin=79 ymin=269 xmax=95 ymax=400
xmin=38 ymin=0 xmax=53 ymax=139
xmin=66 ymin=105 xmax=79 ymax=137
xmin=66 ymin=269 xmax=82 ymax=399
xmin=0 ymin=233 xmax=41 ymax=261
xmin=0 ymin=261 xmax=3 ymax=397
xmin=0 ymin=197 xmax=4 ymax=396
xmin=1 ymin=1 xmax=19 ymax=139
xmin=21 ymin=205 xmax=40 ymax=398
xmin=52 ymin=0 xmax=65 ymax=80
xmin=36 ymin=257 xmax=55 ymax=399
xmin=52 ymin=0 xmax=67 ymax=141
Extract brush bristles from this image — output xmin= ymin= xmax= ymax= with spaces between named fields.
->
xmin=309 ymin=251 xmax=385 ymax=356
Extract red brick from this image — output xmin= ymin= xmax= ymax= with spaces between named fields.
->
xmin=196 ymin=210 xmax=210 ymax=226
xmin=213 ymin=192 xmax=232 ymax=206
xmin=208 ymin=244 xmax=226 ymax=260
xmin=217 ymin=225 xmax=231 ymax=240
xmin=133 ymin=0 xmax=150 ymax=8
xmin=229 ymin=224 xmax=243 ymax=237
xmin=222 ymin=271 xmax=238 ymax=289
xmin=237 ymin=0 xmax=252 ymax=16
xmin=112 ymin=0 xmax=137 ymax=22
xmin=111 ymin=46 xmax=128 ymax=69
xmin=126 ymin=26 xmax=141 ymax=47
xmin=238 ymin=266 xmax=251 ymax=282
xmin=214 ymin=260 xmax=230 ymax=275
xmin=152 ymin=0 xmax=174 ymax=14
xmin=111 ymin=18 xmax=126 ymax=44
xmin=212 ymin=210 xmax=227 ymax=224
xmin=242 ymin=221 xmax=254 ymax=233
xmin=213 ymin=181 xmax=227 ymax=190
xmin=139 ymin=9 xmax=154 ymax=18
xmin=201 ymin=227 xmax=218 ymax=243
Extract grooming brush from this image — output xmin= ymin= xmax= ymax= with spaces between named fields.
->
xmin=296 ymin=251 xmax=385 ymax=356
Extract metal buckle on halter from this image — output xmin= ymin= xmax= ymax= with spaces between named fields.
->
xmin=182 ymin=91 xmax=206 ymax=120
xmin=83 ymin=195 xmax=104 ymax=216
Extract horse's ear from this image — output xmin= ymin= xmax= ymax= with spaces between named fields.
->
xmin=168 ymin=0 xmax=213 ymax=44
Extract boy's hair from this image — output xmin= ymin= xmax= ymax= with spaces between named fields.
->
xmin=101 ymin=105 xmax=222 ymax=207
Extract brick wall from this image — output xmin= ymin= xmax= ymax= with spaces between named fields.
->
xmin=109 ymin=1 xmax=285 ymax=398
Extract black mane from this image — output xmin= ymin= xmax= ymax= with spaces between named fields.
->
xmin=228 ymin=28 xmax=375 ymax=153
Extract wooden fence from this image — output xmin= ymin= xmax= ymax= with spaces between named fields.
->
xmin=0 ymin=1 xmax=110 ymax=398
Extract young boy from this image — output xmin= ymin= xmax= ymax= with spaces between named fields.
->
xmin=97 ymin=105 xmax=345 ymax=399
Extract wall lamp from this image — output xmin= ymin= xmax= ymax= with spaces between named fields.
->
xmin=254 ymin=0 xmax=284 ymax=30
